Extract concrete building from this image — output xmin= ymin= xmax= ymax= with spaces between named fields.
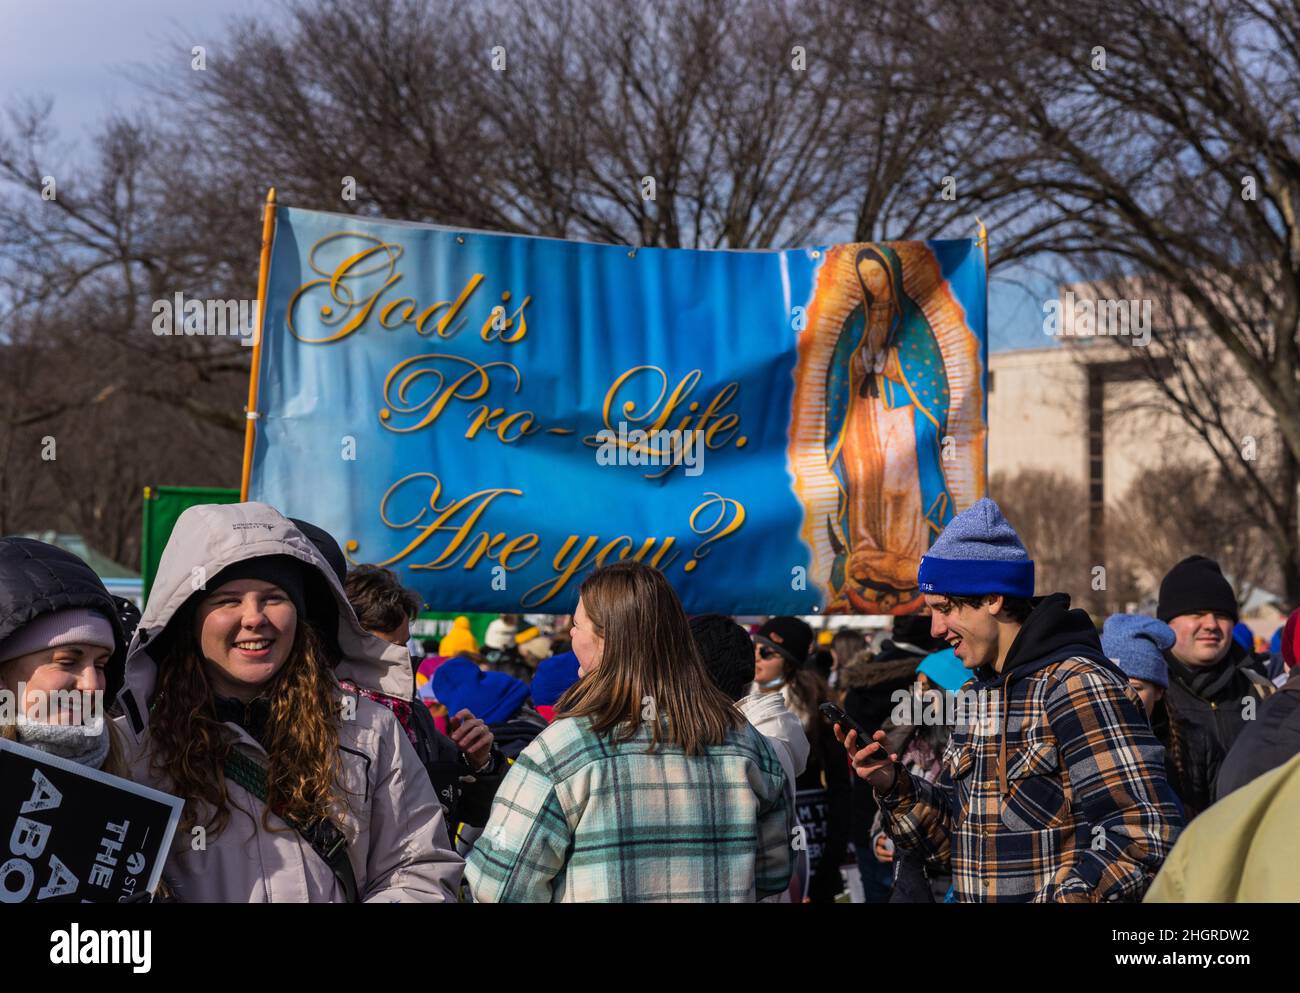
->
xmin=988 ymin=341 xmax=1187 ymax=512
xmin=986 ymin=280 xmax=1284 ymax=623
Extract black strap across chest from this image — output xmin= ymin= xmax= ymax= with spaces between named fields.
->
xmin=223 ymin=748 xmax=359 ymax=903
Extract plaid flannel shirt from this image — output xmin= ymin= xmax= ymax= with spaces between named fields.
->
xmin=879 ymin=655 xmax=1184 ymax=902
xmin=465 ymin=715 xmax=794 ymax=902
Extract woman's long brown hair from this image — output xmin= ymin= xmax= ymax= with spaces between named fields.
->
xmin=147 ymin=618 xmax=344 ymax=837
xmin=556 ymin=561 xmax=742 ymax=753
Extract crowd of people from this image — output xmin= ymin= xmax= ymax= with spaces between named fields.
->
xmin=1 ymin=496 xmax=1297 ymax=902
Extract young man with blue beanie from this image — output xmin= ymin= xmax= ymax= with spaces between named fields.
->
xmin=832 ymin=497 xmax=1184 ymax=902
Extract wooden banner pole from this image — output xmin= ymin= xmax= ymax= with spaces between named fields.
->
xmin=239 ymin=188 xmax=278 ymax=501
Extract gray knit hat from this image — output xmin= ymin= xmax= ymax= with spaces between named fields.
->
xmin=917 ymin=497 xmax=1035 ymax=597
xmin=0 ymin=608 xmax=117 ymax=664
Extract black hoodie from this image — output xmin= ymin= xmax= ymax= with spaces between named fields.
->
xmin=970 ymin=593 xmax=1129 ymax=792
xmin=973 ymin=593 xmax=1117 ymax=688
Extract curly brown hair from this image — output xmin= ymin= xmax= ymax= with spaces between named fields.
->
xmin=147 ymin=619 xmax=345 ymax=838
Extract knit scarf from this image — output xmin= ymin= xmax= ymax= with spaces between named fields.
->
xmin=17 ymin=720 xmax=111 ymax=769
xmin=1165 ymin=650 xmax=1235 ymax=699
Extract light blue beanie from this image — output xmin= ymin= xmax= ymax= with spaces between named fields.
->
xmin=917 ymin=498 xmax=1034 ymax=598
xmin=1100 ymin=614 xmax=1173 ymax=688
xmin=917 ymin=648 xmax=970 ymax=694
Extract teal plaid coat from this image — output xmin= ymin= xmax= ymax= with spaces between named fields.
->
xmin=465 ymin=714 xmax=795 ymax=902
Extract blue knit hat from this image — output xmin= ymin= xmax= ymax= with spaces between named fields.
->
xmin=431 ymin=656 xmax=531 ymax=724
xmin=530 ymin=651 xmax=580 ymax=708
xmin=1100 ymin=614 xmax=1173 ymax=688
xmin=917 ymin=647 xmax=970 ymax=694
xmin=917 ymin=498 xmax=1034 ymax=598
xmin=1232 ymin=623 xmax=1254 ymax=651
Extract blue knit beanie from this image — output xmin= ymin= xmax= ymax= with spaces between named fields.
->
xmin=917 ymin=498 xmax=1034 ymax=598
xmin=530 ymin=651 xmax=580 ymax=708
xmin=917 ymin=647 xmax=970 ymax=694
xmin=431 ymin=656 xmax=531 ymax=725
xmin=1232 ymin=623 xmax=1254 ymax=651
xmin=1100 ymin=614 xmax=1173 ymax=688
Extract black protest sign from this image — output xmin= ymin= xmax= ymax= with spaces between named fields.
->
xmin=0 ymin=736 xmax=182 ymax=903
xmin=795 ymin=787 xmax=830 ymax=876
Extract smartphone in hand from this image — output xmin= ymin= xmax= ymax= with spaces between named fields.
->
xmin=819 ymin=702 xmax=869 ymax=740
xmin=820 ymin=702 xmax=893 ymax=764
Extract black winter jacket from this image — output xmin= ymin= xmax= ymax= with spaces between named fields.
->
xmin=1149 ymin=697 xmax=1224 ymax=819
xmin=1162 ymin=641 xmax=1276 ymax=755
xmin=1214 ymin=672 xmax=1300 ymax=801
xmin=407 ymin=700 xmax=506 ymax=827
xmin=489 ymin=705 xmax=550 ymax=761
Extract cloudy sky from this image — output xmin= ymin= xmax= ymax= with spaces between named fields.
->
xmin=0 ymin=0 xmax=262 ymax=133
xmin=0 ymin=0 xmax=1053 ymax=351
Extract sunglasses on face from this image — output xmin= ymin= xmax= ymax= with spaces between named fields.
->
xmin=757 ymin=646 xmax=782 ymax=661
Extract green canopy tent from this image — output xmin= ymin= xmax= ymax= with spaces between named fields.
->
xmin=140 ymin=486 xmax=241 ymax=600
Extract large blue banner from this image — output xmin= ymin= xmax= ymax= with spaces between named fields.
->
xmin=249 ymin=207 xmax=987 ymax=615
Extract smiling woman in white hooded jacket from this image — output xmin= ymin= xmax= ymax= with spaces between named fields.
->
xmin=112 ymin=501 xmax=463 ymax=902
